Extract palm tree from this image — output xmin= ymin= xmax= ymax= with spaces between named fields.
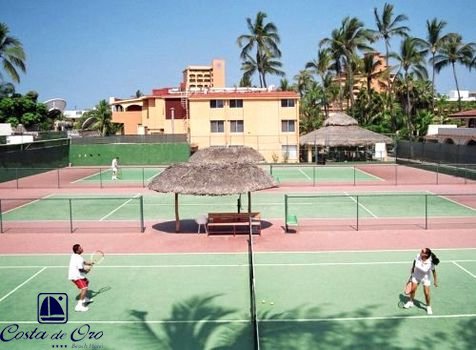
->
xmin=0 ymin=23 xmax=26 ymax=83
xmin=320 ymin=17 xmax=373 ymax=108
xmin=259 ymin=51 xmax=285 ymax=87
xmin=432 ymin=33 xmax=476 ymax=111
xmin=372 ymin=3 xmax=409 ymax=69
xmin=305 ymin=49 xmax=333 ymax=117
xmin=82 ymin=100 xmax=115 ymax=136
xmin=293 ymin=70 xmax=313 ymax=98
xmin=419 ymin=18 xmax=449 ymax=109
xmin=391 ymin=37 xmax=428 ymax=138
xmin=237 ymin=11 xmax=281 ymax=88
xmin=361 ymin=53 xmax=384 ymax=93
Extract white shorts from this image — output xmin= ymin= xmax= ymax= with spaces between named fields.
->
xmin=112 ymin=167 xmax=118 ymax=173
xmin=411 ymin=275 xmax=431 ymax=287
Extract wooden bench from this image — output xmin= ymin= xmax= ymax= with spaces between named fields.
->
xmin=285 ymin=214 xmax=298 ymax=232
xmin=207 ymin=212 xmax=261 ymax=236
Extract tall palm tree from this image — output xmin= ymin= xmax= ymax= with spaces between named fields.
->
xmin=0 ymin=23 xmax=26 ymax=83
xmin=361 ymin=53 xmax=384 ymax=93
xmin=372 ymin=2 xmax=409 ymax=101
xmin=372 ymin=3 xmax=409 ymax=68
xmin=305 ymin=49 xmax=333 ymax=117
xmin=419 ymin=18 xmax=449 ymax=109
xmin=432 ymin=33 xmax=476 ymax=111
xmin=237 ymin=11 xmax=281 ymax=88
xmin=259 ymin=51 xmax=285 ymax=87
xmin=391 ymin=37 xmax=428 ymax=138
xmin=320 ymin=17 xmax=373 ymax=108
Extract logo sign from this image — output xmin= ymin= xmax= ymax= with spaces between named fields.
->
xmin=37 ymin=293 xmax=68 ymax=324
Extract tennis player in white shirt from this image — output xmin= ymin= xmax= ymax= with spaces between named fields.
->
xmin=403 ymin=248 xmax=440 ymax=314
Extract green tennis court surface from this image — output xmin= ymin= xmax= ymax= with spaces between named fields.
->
xmin=73 ymin=167 xmax=164 ymax=183
xmin=2 ymin=192 xmax=475 ymax=222
xmin=268 ymin=165 xmax=382 ymax=183
xmin=0 ymin=249 xmax=475 ymax=349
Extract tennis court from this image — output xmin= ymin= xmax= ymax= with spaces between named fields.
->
xmin=0 ymin=249 xmax=475 ymax=349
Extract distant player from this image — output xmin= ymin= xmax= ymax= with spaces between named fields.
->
xmin=68 ymin=244 xmax=93 ymax=312
xmin=111 ymin=157 xmax=119 ymax=180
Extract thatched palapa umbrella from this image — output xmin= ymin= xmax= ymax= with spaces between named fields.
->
xmin=300 ymin=112 xmax=393 ymax=147
xmin=189 ymin=145 xmax=265 ymax=164
xmin=148 ymin=162 xmax=276 ymax=232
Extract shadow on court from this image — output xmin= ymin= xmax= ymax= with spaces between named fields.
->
xmin=75 ymin=285 xmax=112 ymax=301
xmin=151 ymin=219 xmax=273 ymax=234
xmin=121 ymin=294 xmax=476 ymax=350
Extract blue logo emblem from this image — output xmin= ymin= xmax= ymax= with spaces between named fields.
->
xmin=37 ymin=293 xmax=68 ymax=324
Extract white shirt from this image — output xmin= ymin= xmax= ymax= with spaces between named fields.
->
xmin=68 ymin=253 xmax=85 ymax=280
xmin=412 ymin=254 xmax=435 ymax=281
xmin=111 ymin=158 xmax=118 ymax=169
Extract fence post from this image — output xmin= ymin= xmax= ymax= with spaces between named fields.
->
xmin=142 ymin=167 xmax=145 ymax=188
xmin=57 ymin=169 xmax=61 ymax=189
xmin=356 ymin=195 xmax=359 ymax=231
xmin=284 ymin=194 xmax=288 ymax=232
xmin=69 ymin=198 xmax=73 ymax=233
xmin=0 ymin=199 xmax=3 ymax=233
xmin=140 ymin=195 xmax=145 ymax=232
xmin=395 ymin=164 xmax=398 ymax=185
xmin=313 ymin=165 xmax=316 ymax=187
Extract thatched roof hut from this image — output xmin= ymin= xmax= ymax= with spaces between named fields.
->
xmin=189 ymin=146 xmax=265 ymax=164
xmin=300 ymin=112 xmax=392 ymax=147
xmin=148 ymin=162 xmax=276 ymax=232
xmin=148 ymin=162 xmax=276 ymax=195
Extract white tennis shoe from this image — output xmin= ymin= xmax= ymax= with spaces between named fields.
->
xmin=427 ymin=306 xmax=433 ymax=315
xmin=403 ymin=301 xmax=414 ymax=309
xmin=75 ymin=304 xmax=88 ymax=312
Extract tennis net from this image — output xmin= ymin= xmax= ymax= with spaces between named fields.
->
xmin=248 ymin=219 xmax=260 ymax=350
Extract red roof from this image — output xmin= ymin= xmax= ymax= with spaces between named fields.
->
xmin=449 ymin=109 xmax=476 ymax=118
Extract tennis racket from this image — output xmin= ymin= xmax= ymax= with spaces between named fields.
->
xmin=403 ymin=276 xmax=413 ymax=295
xmin=89 ymin=250 xmax=105 ymax=270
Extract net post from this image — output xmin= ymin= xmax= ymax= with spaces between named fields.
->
xmin=139 ymin=195 xmax=145 ymax=232
xmin=69 ymin=198 xmax=74 ymax=233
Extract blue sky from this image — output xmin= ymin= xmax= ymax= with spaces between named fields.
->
xmin=3 ymin=0 xmax=476 ymax=109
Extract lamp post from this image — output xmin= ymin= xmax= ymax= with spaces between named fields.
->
xmin=170 ymin=107 xmax=175 ymax=135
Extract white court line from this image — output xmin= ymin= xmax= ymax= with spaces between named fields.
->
xmin=426 ymin=191 xmax=476 ymax=212
xmin=1 ymin=194 xmax=54 ymax=215
xmin=2 ymin=260 xmax=476 ymax=269
xmin=71 ymin=170 xmax=103 ymax=184
xmin=1 ymin=247 xmax=476 ymax=257
xmin=0 ymin=267 xmax=46 ymax=303
xmin=344 ymin=192 xmax=378 ymax=218
xmin=3 ymin=313 xmax=476 ymax=325
xmin=453 ymin=261 xmax=476 ymax=279
xmin=100 ymin=193 xmax=141 ymax=221
xmin=298 ymin=169 xmax=312 ymax=180
xmin=354 ymin=168 xmax=385 ymax=181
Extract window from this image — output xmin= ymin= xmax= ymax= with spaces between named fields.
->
xmin=210 ymin=100 xmax=224 ymax=108
xmin=281 ymin=99 xmax=295 ymax=107
xmin=281 ymin=120 xmax=295 ymax=132
xmin=229 ymin=99 xmax=243 ymax=108
xmin=210 ymin=120 xmax=224 ymax=133
xmin=282 ymin=145 xmax=298 ymax=160
xmin=230 ymin=120 xmax=244 ymax=133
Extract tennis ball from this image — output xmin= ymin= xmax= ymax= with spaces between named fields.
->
xmin=261 ymin=300 xmax=266 ymax=304
xmin=270 ymin=302 xmax=274 ymax=305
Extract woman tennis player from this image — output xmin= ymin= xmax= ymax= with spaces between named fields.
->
xmin=68 ymin=244 xmax=94 ymax=312
xmin=403 ymin=248 xmax=440 ymax=315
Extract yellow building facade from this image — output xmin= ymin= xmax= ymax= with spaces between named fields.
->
xmin=110 ymin=87 xmax=300 ymax=162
